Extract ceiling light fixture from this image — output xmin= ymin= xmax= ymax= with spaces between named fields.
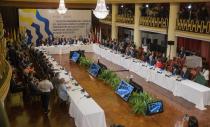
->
xmin=93 ymin=0 xmax=109 ymax=19
xmin=57 ymin=0 xmax=67 ymax=14
xmin=188 ymin=4 xmax=192 ymax=9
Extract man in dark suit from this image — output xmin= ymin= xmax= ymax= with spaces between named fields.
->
xmin=180 ymin=66 xmax=190 ymax=79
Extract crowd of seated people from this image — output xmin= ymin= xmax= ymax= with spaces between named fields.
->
xmin=7 ymin=42 xmax=42 ymax=99
xmin=37 ymin=35 xmax=90 ymax=46
xmin=101 ymin=39 xmax=138 ymax=58
xmin=141 ymin=4 xmax=169 ymax=18
xmin=179 ymin=3 xmax=209 ymax=21
xmin=7 ymin=41 xmax=69 ymax=113
xmin=100 ymin=39 xmax=209 ymax=86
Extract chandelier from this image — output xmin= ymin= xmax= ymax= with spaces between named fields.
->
xmin=93 ymin=0 xmax=109 ymax=19
xmin=57 ymin=0 xmax=67 ymax=14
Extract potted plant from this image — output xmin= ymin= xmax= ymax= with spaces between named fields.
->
xmin=129 ymin=92 xmax=155 ymax=115
xmin=79 ymin=56 xmax=92 ymax=69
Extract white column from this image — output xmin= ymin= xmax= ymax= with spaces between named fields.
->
xmin=111 ymin=4 xmax=118 ymax=40
xmin=134 ymin=4 xmax=141 ymax=48
xmin=167 ymin=3 xmax=180 ymax=59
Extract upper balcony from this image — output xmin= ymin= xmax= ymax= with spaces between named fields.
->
xmin=139 ymin=16 xmax=168 ymax=28
xmin=176 ymin=19 xmax=210 ymax=34
xmin=116 ymin=15 xmax=134 ymax=24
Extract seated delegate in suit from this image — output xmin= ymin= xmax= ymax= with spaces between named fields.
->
xmin=51 ymin=73 xmax=61 ymax=88
xmin=180 ymin=66 xmax=190 ymax=79
xmin=57 ymin=78 xmax=69 ymax=102
xmin=178 ymin=47 xmax=186 ymax=58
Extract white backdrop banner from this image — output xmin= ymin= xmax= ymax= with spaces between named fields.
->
xmin=19 ymin=9 xmax=91 ymax=45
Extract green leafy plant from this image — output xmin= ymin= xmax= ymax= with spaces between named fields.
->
xmin=79 ymin=56 xmax=92 ymax=69
xmin=109 ymin=76 xmax=121 ymax=90
xmin=98 ymin=69 xmax=121 ymax=89
xmin=77 ymin=56 xmax=158 ymax=115
xmin=129 ymin=92 xmax=155 ymax=115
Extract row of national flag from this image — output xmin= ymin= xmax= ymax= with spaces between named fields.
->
xmin=5 ymin=27 xmax=101 ymax=44
xmin=4 ymin=26 xmax=103 ymax=44
xmin=93 ymin=27 xmax=102 ymax=43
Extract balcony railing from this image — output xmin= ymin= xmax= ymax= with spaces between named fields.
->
xmin=176 ymin=19 xmax=210 ymax=34
xmin=0 ymin=37 xmax=11 ymax=102
xmin=139 ymin=16 xmax=168 ymax=28
xmin=116 ymin=15 xmax=134 ymax=24
xmin=0 ymin=38 xmax=7 ymax=89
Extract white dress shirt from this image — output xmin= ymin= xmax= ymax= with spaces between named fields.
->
xmin=38 ymin=79 xmax=54 ymax=92
xmin=203 ymin=69 xmax=209 ymax=81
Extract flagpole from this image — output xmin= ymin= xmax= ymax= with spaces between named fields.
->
xmin=99 ymin=27 xmax=101 ymax=43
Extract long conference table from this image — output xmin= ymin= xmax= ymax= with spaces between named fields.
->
xmin=36 ymin=47 xmax=107 ymax=127
xmin=39 ymin=44 xmax=210 ymax=110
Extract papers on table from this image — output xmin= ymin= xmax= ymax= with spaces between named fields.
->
xmin=93 ymin=44 xmax=210 ymax=110
xmin=36 ymin=47 xmax=107 ymax=127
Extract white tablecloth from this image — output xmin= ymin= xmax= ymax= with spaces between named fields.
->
xmin=37 ymin=48 xmax=107 ymax=127
xmin=38 ymin=44 xmax=93 ymax=54
xmin=68 ymin=85 xmax=106 ymax=127
xmin=92 ymin=44 xmax=210 ymax=110
xmin=37 ymin=44 xmax=210 ymax=110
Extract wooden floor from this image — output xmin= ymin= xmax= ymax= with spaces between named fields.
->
xmin=5 ymin=90 xmax=76 ymax=127
xmin=5 ymin=52 xmax=210 ymax=127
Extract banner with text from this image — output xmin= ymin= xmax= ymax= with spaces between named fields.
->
xmin=19 ymin=9 xmax=91 ymax=45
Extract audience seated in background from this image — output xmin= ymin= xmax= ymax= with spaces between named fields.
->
xmin=10 ymin=71 xmax=25 ymax=93
xmin=178 ymin=47 xmax=186 ymax=58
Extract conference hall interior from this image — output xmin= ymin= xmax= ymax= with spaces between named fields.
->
xmin=0 ymin=0 xmax=210 ymax=127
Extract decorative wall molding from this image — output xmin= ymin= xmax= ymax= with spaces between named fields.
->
xmin=139 ymin=25 xmax=167 ymax=34
xmin=175 ymin=30 xmax=210 ymax=42
xmin=116 ymin=22 xmax=134 ymax=29
xmin=140 ymin=17 xmax=168 ymax=29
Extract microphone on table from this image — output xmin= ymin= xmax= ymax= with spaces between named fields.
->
xmin=74 ymin=83 xmax=79 ymax=86
xmin=80 ymin=94 xmax=91 ymax=99
xmin=176 ymin=77 xmax=182 ymax=81
xmin=149 ymin=66 xmax=153 ymax=69
xmin=157 ymin=71 xmax=162 ymax=74
xmin=71 ymin=88 xmax=82 ymax=91
xmin=85 ymin=95 xmax=91 ymax=98
xmin=165 ymin=74 xmax=172 ymax=77
xmin=80 ymin=88 xmax=85 ymax=93
xmin=142 ymin=64 xmax=147 ymax=67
